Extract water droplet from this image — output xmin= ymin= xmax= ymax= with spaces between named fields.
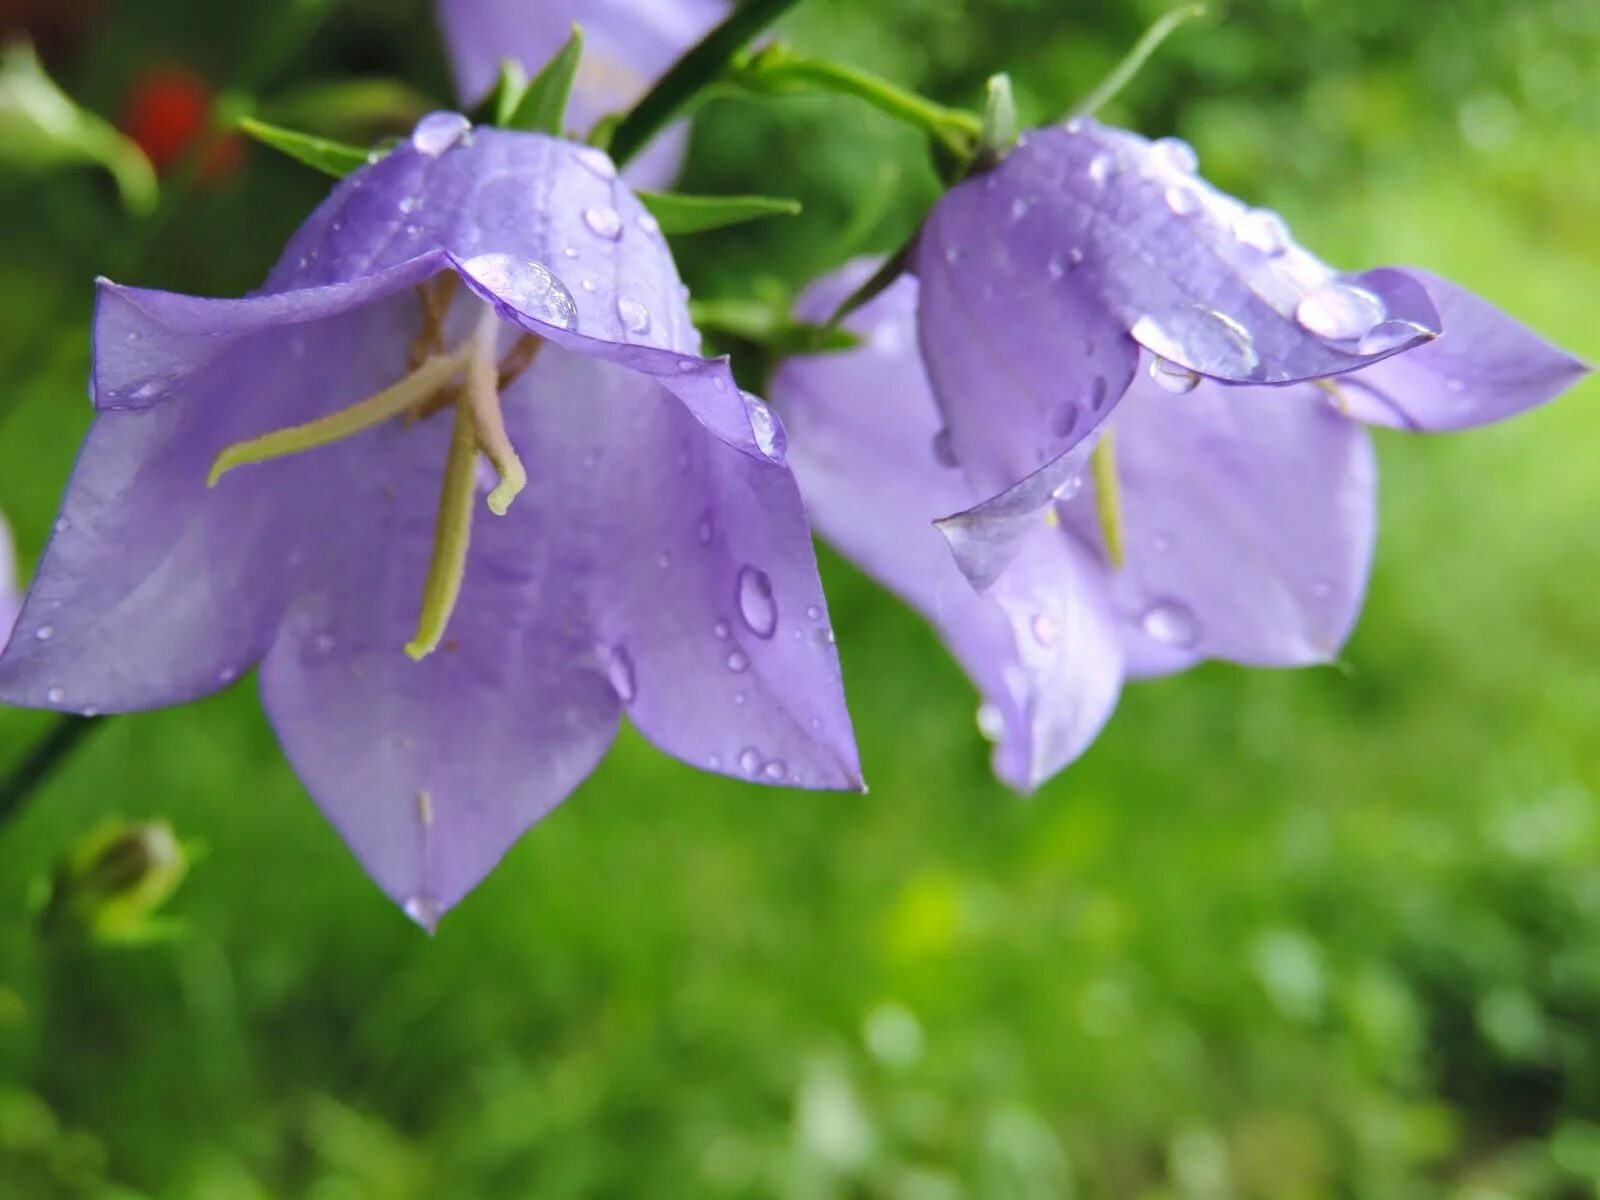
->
xmin=617 ymin=296 xmax=651 ymax=336
xmin=1050 ymin=403 xmax=1079 ymax=439
xmin=458 ymin=254 xmax=579 ymax=331
xmin=1087 ymin=152 xmax=1118 ymax=187
xmin=738 ymin=747 xmax=763 ymax=776
xmin=580 ymin=279 xmax=596 ymax=293
xmin=1051 ymin=474 xmax=1082 ymax=501
xmin=676 ymin=359 xmax=698 ymax=374
xmin=1149 ymin=135 xmax=1198 ymax=174
xmin=762 ymin=760 xmax=787 ymax=782
xmin=562 ymin=246 xmax=579 ymax=259
xmin=1149 ymin=358 xmax=1201 ymax=393
xmin=34 ymin=625 xmax=53 ymax=641
xmin=583 ymin=206 xmax=623 ymax=241
xmin=1294 ymin=281 xmax=1386 ymax=342
xmin=944 ymin=245 xmax=963 ymax=266
xmin=636 ymin=212 xmax=660 ymax=235
xmin=403 ymin=894 xmax=441 ymax=931
xmin=1164 ymin=185 xmax=1200 ymax=216
xmin=572 ymin=145 xmax=617 ymax=179
xmin=708 ymin=753 xmax=724 ymax=770
xmin=726 ymin=648 xmax=749 ymax=673
xmin=1355 ymin=319 xmax=1432 ymax=355
xmin=411 ymin=112 xmax=471 ymax=157
xmin=714 ymin=619 xmax=730 ymax=640
xmin=742 ymin=392 xmax=786 ymax=461
xmin=46 ymin=686 xmax=65 ymax=705
xmin=604 ymin=643 xmax=637 ymax=702
xmin=805 ymin=604 xmax=823 ymax=621
xmin=53 ymin=517 xmax=69 ymax=535
xmin=130 ymin=380 xmax=164 ymax=403
xmin=976 ymin=704 xmax=1005 ymax=742
xmin=1131 ymin=305 xmax=1259 ymax=378
xmin=1140 ymin=599 xmax=1200 ymax=648
xmin=931 ymin=428 xmax=959 ymax=468
xmin=1009 ymin=196 xmax=1030 ymax=221
xmin=219 ymin=666 xmax=237 ymax=684
xmin=732 ymin=691 xmax=747 ymax=706
xmin=1233 ymin=207 xmax=1289 ymax=256
xmin=736 ymin=566 xmax=778 ymax=639
xmin=398 ymin=196 xmax=419 ymax=215
xmin=697 ymin=512 xmax=715 ymax=546
xmin=656 ymin=552 xmax=671 ymax=570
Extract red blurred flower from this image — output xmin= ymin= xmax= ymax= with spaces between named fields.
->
xmin=120 ymin=66 xmax=243 ymax=184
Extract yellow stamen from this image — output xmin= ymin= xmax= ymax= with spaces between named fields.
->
xmin=410 ymin=274 xmax=459 ymax=368
xmin=207 ymin=348 xmax=470 ymax=488
xmin=1091 ymin=430 xmax=1126 ymax=569
xmin=404 ymin=398 xmax=480 ymax=661
xmin=464 ymin=310 xmax=527 ymax=516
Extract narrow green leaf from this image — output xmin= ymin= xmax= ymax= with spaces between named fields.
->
xmin=491 ymin=60 xmax=529 ymax=126
xmin=238 ymin=116 xmax=369 ymax=178
xmin=637 ymin=190 xmax=801 ymax=235
xmin=505 ymin=25 xmax=583 ymax=134
xmin=0 ymin=42 xmax=157 ymax=213
xmin=979 ymin=73 xmax=1018 ymax=156
xmin=689 ymin=299 xmax=861 ymax=356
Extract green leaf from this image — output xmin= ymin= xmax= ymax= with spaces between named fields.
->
xmin=490 ymin=60 xmax=529 ymax=127
xmin=258 ymin=78 xmax=435 ymax=140
xmin=505 ymin=25 xmax=583 ymax=134
xmin=636 ymin=190 xmax=801 ymax=235
xmin=238 ymin=116 xmax=369 ymax=178
xmin=0 ymin=41 xmax=156 ymax=214
xmin=689 ymin=298 xmax=860 ymax=355
xmin=979 ymin=73 xmax=1018 ymax=156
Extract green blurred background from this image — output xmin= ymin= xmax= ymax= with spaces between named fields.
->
xmin=1 ymin=0 xmax=1598 ymax=1195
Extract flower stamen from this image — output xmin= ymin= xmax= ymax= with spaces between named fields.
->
xmin=464 ymin=309 xmax=527 ymax=517
xmin=1091 ymin=431 xmax=1126 ymax=569
xmin=405 ymin=398 xmax=480 ymax=661
xmin=206 ymin=346 xmax=472 ymax=488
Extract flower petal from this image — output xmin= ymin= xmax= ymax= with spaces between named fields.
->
xmin=257 ymin=399 xmax=621 ymax=923
xmin=507 ymin=347 xmax=861 ymax=791
xmin=916 ymin=176 xmax=1136 ymax=496
xmin=0 ymin=292 xmax=428 ymax=712
xmin=928 ymin=119 xmax=1441 ymax=421
xmin=1331 ymin=269 xmax=1592 ymax=431
xmin=1061 ymin=365 xmax=1378 ymax=670
xmin=777 ymin=266 xmax=1122 ymax=788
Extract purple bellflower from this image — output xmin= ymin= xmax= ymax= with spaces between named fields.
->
xmin=436 ymin=0 xmax=726 ymax=187
xmin=912 ymin=117 xmax=1580 ymax=503
xmin=773 ymin=250 xmax=1587 ymax=789
xmin=0 ymin=114 xmax=860 ymax=924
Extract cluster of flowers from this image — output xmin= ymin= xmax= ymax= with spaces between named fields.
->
xmin=0 ymin=0 xmax=1586 ymax=925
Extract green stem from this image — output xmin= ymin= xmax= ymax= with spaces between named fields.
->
xmin=737 ymin=48 xmax=980 ymax=158
xmin=1069 ymin=4 xmax=1207 ymax=119
xmin=0 ymin=716 xmax=102 ymax=830
xmin=606 ymin=0 xmax=805 ymax=168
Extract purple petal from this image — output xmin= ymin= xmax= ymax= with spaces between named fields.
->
xmin=920 ymin=120 xmax=1442 ymax=459
xmin=257 ymin=394 xmax=622 ymax=923
xmin=7 ymin=120 xmax=859 ymax=917
xmin=1060 ymin=364 xmax=1377 ymax=670
xmin=1332 ymin=268 xmax=1591 ymax=432
xmin=435 ymin=0 xmax=726 ymax=187
xmin=777 ymin=265 xmax=1122 ymax=788
xmin=916 ymin=181 xmax=1136 ymax=496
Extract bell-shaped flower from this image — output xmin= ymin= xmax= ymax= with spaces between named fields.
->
xmin=912 ymin=117 xmax=1573 ymax=501
xmin=773 ymin=259 xmax=1586 ymax=789
xmin=436 ymin=0 xmax=725 ymax=186
xmin=0 ymin=114 xmax=860 ymax=924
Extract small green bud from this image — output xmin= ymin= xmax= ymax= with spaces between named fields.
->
xmin=40 ymin=819 xmax=191 ymax=944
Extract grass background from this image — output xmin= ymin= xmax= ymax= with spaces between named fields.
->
xmin=0 ymin=0 xmax=1598 ymax=1195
